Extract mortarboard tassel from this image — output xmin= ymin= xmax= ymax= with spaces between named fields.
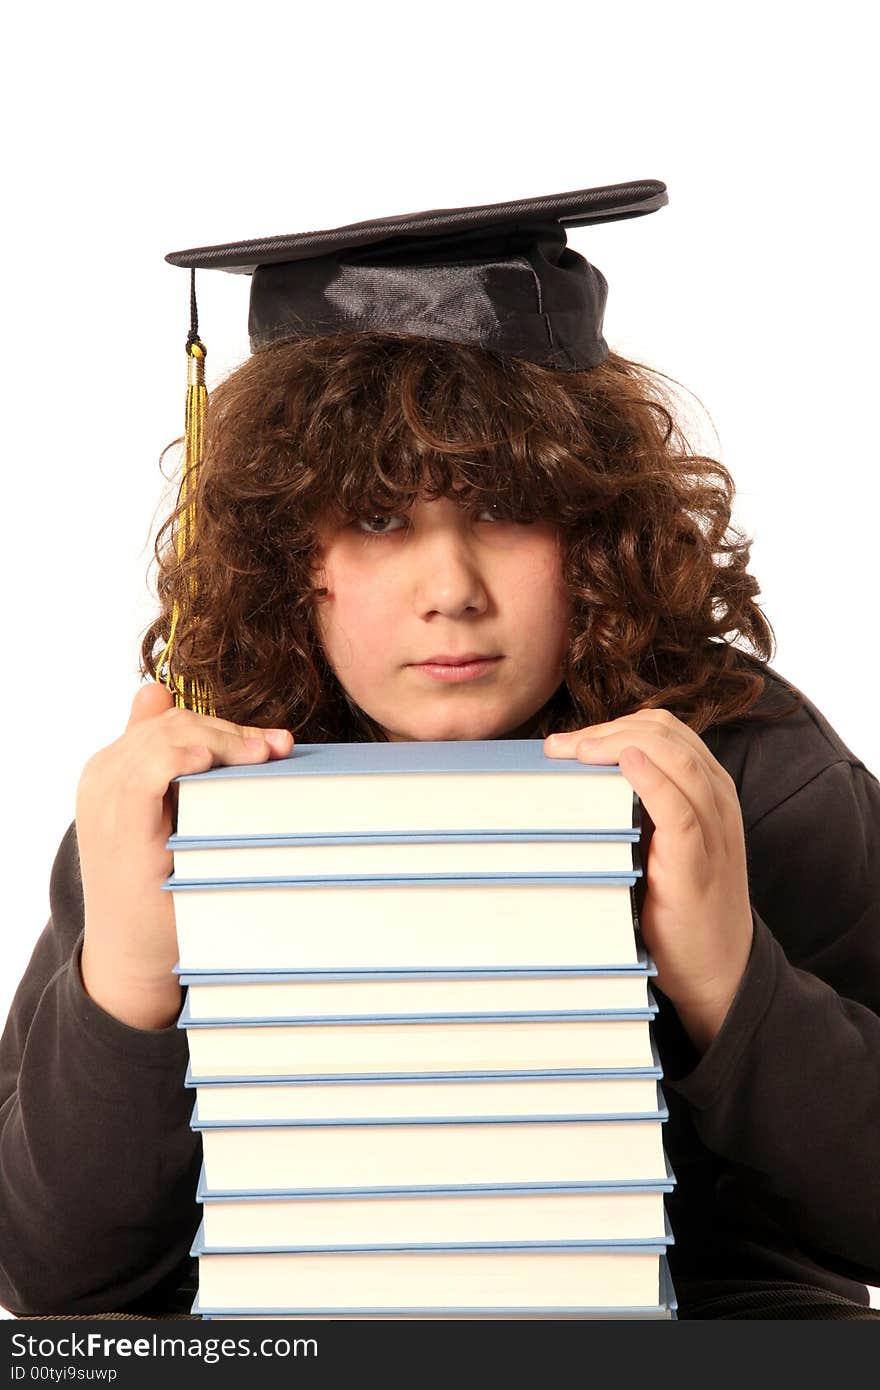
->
xmin=156 ymin=269 xmax=216 ymax=715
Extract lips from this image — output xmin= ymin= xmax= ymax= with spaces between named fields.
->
xmin=415 ymin=653 xmax=499 ymax=666
xmin=409 ymin=654 xmax=503 ymax=684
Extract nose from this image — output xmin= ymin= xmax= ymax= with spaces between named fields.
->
xmin=412 ymin=527 xmax=490 ymax=620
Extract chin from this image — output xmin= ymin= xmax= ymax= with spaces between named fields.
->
xmin=393 ymin=710 xmax=522 ymax=744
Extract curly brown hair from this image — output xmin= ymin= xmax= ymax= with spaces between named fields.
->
xmin=139 ymin=331 xmax=802 ymax=742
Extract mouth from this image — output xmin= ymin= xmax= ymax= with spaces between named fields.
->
xmin=409 ymin=655 xmax=503 ymax=684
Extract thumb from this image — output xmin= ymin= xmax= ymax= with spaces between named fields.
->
xmin=126 ymin=680 xmax=176 ymax=730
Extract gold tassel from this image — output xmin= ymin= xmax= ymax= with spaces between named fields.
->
xmin=156 ymin=270 xmax=216 ymax=715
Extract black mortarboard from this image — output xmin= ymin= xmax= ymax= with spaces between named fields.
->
xmin=157 ymin=180 xmax=667 ymax=714
xmin=166 ymin=179 xmax=668 ymax=372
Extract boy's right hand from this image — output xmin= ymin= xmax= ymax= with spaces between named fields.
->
xmin=76 ymin=683 xmax=294 ymax=1031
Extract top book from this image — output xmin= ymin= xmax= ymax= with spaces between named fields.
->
xmin=173 ymin=739 xmax=637 ymax=839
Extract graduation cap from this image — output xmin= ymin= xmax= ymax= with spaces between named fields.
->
xmin=166 ymin=178 xmax=668 ymax=371
xmin=158 ymin=180 xmax=668 ymax=713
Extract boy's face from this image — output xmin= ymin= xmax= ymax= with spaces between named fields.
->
xmin=313 ymin=492 xmax=571 ymax=742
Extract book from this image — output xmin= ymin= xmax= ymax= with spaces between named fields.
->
xmin=197 ymin=1168 xmax=675 ymax=1249
xmin=190 ymin=1231 xmax=670 ymax=1314
xmin=171 ymin=739 xmax=637 ymax=838
xmin=188 ymin=1069 xmax=665 ymax=1125
xmin=168 ymin=830 xmax=640 ymax=881
xmin=169 ymin=736 xmax=677 ymax=1319
xmin=178 ymin=960 xmax=656 ymax=1021
xmin=197 ymin=1303 xmax=676 ymax=1318
xmin=194 ymin=1114 xmax=669 ymax=1192
xmin=167 ymin=875 xmax=642 ymax=973
xmin=192 ymin=1254 xmax=679 ymax=1318
xmin=180 ymin=1004 xmax=658 ymax=1080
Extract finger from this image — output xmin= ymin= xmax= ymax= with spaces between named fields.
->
xmin=115 ymin=728 xmax=278 ymax=829
xmin=543 ymin=711 xmax=726 ymax=816
xmin=545 ymin=710 xmax=732 ymax=794
xmin=110 ymin=740 xmax=238 ymax=843
xmin=155 ymin=704 xmax=294 ymax=749
xmin=545 ymin=710 xmax=710 ymax=762
xmin=127 ymin=685 xmax=294 ymax=754
xmin=574 ymin=729 xmax=726 ymax=858
xmin=126 ymin=681 xmax=176 ymax=730
xmin=148 ymin=720 xmax=285 ymax=768
xmin=615 ymin=721 xmax=742 ymax=848
xmin=616 ymin=745 xmax=712 ymax=870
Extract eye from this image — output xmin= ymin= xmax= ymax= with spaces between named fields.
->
xmin=476 ymin=504 xmax=534 ymax=525
xmin=350 ymin=503 xmax=533 ymax=538
xmin=352 ymin=514 xmax=407 ymax=536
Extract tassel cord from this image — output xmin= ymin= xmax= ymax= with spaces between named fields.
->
xmin=155 ymin=270 xmax=216 ymax=715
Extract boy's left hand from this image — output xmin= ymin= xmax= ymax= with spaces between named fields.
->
xmin=544 ymin=710 xmax=754 ymax=1053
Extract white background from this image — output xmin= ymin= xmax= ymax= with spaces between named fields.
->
xmin=1 ymin=7 xmax=876 ymax=1073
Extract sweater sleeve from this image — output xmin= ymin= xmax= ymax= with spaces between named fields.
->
xmin=0 ymin=821 xmax=201 ymax=1316
xmin=662 ymin=758 xmax=880 ymax=1284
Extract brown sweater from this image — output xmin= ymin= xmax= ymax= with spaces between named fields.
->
xmin=2 ymin=662 xmax=879 ymax=1316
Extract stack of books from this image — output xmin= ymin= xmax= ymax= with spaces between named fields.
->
xmin=165 ymin=739 xmax=677 ymax=1319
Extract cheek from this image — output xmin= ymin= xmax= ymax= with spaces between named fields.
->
xmin=508 ymin=543 xmax=570 ymax=627
xmin=315 ymin=555 xmax=398 ymax=654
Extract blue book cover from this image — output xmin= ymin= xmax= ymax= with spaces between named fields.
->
xmin=176 ymin=957 xmax=654 ymax=979
xmin=163 ymin=870 xmax=640 ymax=892
xmin=195 ymin=1152 xmax=678 ymax=1202
xmin=174 ymin=950 xmax=657 ymax=984
xmin=187 ymin=1066 xmax=664 ymax=1085
xmin=167 ymin=829 xmax=642 ymax=882
xmin=190 ymin=1214 xmax=674 ymax=1257
xmin=169 ymin=828 xmax=641 ymax=848
xmin=183 ymin=1024 xmax=665 ymax=1085
xmin=172 ymin=737 xmax=633 ymax=785
xmin=178 ymin=987 xmax=659 ymax=1030
xmin=171 ymin=738 xmax=640 ymax=839
xmin=189 ymin=1083 xmax=669 ymax=1130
